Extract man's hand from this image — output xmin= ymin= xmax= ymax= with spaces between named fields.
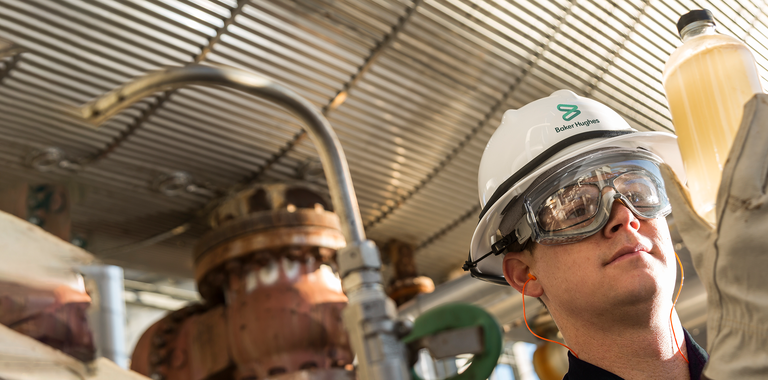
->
xmin=660 ymin=94 xmax=768 ymax=379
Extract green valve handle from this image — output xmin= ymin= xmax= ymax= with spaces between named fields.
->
xmin=401 ymin=303 xmax=503 ymax=380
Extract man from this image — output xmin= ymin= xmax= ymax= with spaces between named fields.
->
xmin=464 ymin=90 xmax=707 ymax=379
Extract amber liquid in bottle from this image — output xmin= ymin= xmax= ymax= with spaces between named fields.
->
xmin=663 ymin=23 xmax=763 ymax=223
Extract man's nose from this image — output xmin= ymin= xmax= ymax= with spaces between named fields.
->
xmin=603 ymin=198 xmax=641 ymax=237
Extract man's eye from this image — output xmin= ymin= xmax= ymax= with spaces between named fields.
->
xmin=566 ymin=205 xmax=588 ymax=220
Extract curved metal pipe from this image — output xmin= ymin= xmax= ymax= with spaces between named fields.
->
xmin=74 ymin=64 xmax=365 ymax=245
xmin=72 ymin=65 xmax=408 ymax=379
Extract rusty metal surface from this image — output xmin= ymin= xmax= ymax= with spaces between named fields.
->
xmin=0 ymin=281 xmax=89 ymax=325
xmin=388 ymin=240 xmax=418 ymax=280
xmin=10 ymin=301 xmax=95 ymax=362
xmin=384 ymin=240 xmax=434 ymax=306
xmin=212 ymin=184 xmax=352 ymax=379
xmin=133 ymin=258 xmax=353 ymax=380
xmin=195 ymin=225 xmax=344 ymax=286
xmin=0 ymin=208 xmax=95 ymax=363
xmin=387 ymin=276 xmax=435 ymax=307
xmin=1 ymin=281 xmax=95 ymax=362
xmin=195 ymin=183 xmax=345 ymax=297
xmin=208 ymin=183 xmax=333 ymax=228
xmin=226 ymin=258 xmax=351 ymax=379
xmin=133 ymin=183 xmax=352 ymax=380
xmin=188 ymin=306 xmax=232 ymax=380
xmin=131 ymin=303 xmax=233 ymax=380
xmin=195 ymin=210 xmax=343 ymax=258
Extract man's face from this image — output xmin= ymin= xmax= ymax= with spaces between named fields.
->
xmin=525 ymin=200 xmax=677 ymax=323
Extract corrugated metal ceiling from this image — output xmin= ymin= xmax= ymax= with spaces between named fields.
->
xmin=1 ymin=0 xmax=767 ymax=283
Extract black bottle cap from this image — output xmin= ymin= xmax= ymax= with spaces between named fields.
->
xmin=677 ymin=9 xmax=715 ymax=36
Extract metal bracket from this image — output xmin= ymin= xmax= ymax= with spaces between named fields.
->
xmin=337 ymin=240 xmax=382 ymax=278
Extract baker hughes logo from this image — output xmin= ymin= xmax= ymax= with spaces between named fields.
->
xmin=557 ymin=104 xmax=581 ymax=121
xmin=554 ymin=104 xmax=600 ymax=133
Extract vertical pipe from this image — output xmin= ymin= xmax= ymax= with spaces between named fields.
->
xmin=81 ymin=265 xmax=128 ymax=368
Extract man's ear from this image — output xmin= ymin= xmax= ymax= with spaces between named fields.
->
xmin=502 ymin=253 xmax=544 ymax=297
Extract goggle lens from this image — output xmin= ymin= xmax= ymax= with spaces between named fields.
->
xmin=537 ymin=184 xmax=600 ymax=232
xmin=534 ymin=169 xmax=664 ymax=233
xmin=614 ymin=171 xmax=661 ymax=209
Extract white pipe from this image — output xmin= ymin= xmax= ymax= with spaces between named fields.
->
xmin=81 ymin=265 xmax=128 ymax=368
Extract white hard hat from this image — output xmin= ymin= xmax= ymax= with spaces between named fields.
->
xmin=468 ymin=90 xmax=685 ymax=284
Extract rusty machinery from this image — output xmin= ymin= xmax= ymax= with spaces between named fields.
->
xmin=73 ymin=65 xmax=503 ymax=380
xmin=73 ymin=64 xmax=411 ymax=380
xmin=384 ymin=241 xmax=434 ymax=307
xmin=0 ymin=209 xmax=148 ymax=380
xmin=0 ymin=183 xmax=95 ymax=363
xmin=131 ymin=183 xmax=354 ymax=380
xmin=0 ymin=277 xmax=95 ymax=362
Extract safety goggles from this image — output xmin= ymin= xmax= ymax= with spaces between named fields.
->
xmin=511 ymin=149 xmax=671 ymax=246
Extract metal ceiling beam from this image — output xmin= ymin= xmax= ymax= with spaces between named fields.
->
xmin=83 ymin=0 xmax=249 ymax=164
xmin=367 ymin=0 xmax=578 ymax=231
xmin=238 ymin=0 xmax=424 ymax=185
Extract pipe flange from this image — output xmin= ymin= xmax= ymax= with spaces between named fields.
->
xmin=194 ymin=209 xmax=343 ymax=261
xmin=193 ymin=209 xmax=345 ymax=303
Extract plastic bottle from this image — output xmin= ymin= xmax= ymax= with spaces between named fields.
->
xmin=662 ymin=9 xmax=763 ymax=223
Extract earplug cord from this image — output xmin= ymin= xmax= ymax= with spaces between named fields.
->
xmin=522 ymin=273 xmax=579 ymax=358
xmin=671 ymin=252 xmax=689 ymax=364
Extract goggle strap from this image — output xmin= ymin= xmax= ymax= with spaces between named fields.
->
xmin=462 ymin=234 xmax=514 ymax=271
